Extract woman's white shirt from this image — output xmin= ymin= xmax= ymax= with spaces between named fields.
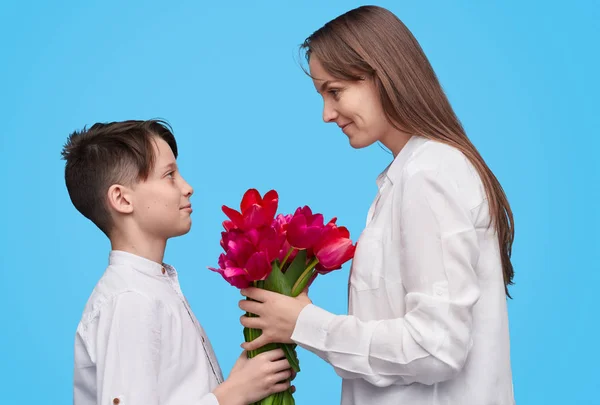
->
xmin=292 ymin=136 xmax=514 ymax=405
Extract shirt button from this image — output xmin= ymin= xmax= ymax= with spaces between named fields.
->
xmin=113 ymin=398 xmax=120 ymax=405
xmin=161 ymin=267 xmax=166 ymax=275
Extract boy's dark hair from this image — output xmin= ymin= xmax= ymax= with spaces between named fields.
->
xmin=61 ymin=119 xmax=178 ymax=236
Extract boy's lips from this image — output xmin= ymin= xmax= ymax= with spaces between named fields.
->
xmin=181 ymin=204 xmax=192 ymax=213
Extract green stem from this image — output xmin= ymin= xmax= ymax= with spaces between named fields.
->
xmin=291 ymin=257 xmax=318 ymax=296
xmin=246 ymin=281 xmax=259 ymax=358
xmin=279 ymin=247 xmax=296 ymax=270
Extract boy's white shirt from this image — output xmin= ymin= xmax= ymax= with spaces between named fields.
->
xmin=74 ymin=250 xmax=224 ymax=405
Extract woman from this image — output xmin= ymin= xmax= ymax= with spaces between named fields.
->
xmin=239 ymin=5 xmax=515 ymax=404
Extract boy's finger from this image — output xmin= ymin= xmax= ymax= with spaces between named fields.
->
xmin=271 ymin=358 xmax=292 ymax=372
xmin=242 ymin=336 xmax=269 ymax=351
xmin=273 ymin=369 xmax=293 ymax=382
xmin=271 ymin=381 xmax=291 ymax=394
xmin=263 ymin=348 xmax=285 ymax=360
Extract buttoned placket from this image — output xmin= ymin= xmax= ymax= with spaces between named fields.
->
xmin=161 ymin=266 xmax=223 ymax=384
xmin=348 ymin=177 xmax=390 ymax=304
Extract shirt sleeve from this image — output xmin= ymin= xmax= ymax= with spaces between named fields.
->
xmin=291 ymin=168 xmax=481 ymax=387
xmin=94 ymin=291 xmax=220 ymax=405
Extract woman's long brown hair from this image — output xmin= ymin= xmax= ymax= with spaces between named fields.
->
xmin=302 ymin=5 xmax=515 ymax=297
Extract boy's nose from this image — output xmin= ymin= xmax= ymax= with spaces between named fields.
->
xmin=181 ymin=179 xmax=193 ymax=197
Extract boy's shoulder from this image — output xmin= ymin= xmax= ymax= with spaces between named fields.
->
xmin=76 ymin=257 xmax=179 ymax=337
xmin=77 ymin=264 xmax=144 ymax=330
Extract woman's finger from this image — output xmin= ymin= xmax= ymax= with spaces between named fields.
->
xmin=240 ymin=314 xmax=263 ymax=329
xmin=238 ymin=299 xmax=263 ymax=315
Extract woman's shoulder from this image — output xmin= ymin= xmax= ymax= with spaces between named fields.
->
xmin=405 ymin=138 xmax=471 ymax=174
xmin=402 ymin=138 xmax=486 ymax=208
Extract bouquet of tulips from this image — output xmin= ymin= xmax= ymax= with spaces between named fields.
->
xmin=209 ymin=189 xmax=356 ymax=405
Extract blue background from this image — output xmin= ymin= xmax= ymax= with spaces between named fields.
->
xmin=1 ymin=1 xmax=598 ymax=403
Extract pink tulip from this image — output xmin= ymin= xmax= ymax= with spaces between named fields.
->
xmin=287 ymin=206 xmax=325 ymax=250
xmin=246 ymin=226 xmax=285 ymax=263
xmin=210 ymin=189 xmax=357 ymax=291
xmin=209 ymin=228 xmax=274 ymax=288
xmin=222 ymin=189 xmax=279 ymax=231
xmin=244 ymin=251 xmax=271 ymax=281
xmin=222 ymin=230 xmax=255 ymax=267
xmin=209 ymin=254 xmax=251 ymax=288
xmin=272 ymin=214 xmax=298 ymax=265
xmin=313 ymin=222 xmax=356 ymax=272
xmin=273 ymin=214 xmax=292 ymax=234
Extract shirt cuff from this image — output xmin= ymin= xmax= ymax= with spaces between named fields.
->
xmin=291 ymin=304 xmax=336 ymax=352
xmin=200 ymin=392 xmax=220 ymax=405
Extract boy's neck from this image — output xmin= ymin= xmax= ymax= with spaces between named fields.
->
xmin=110 ymin=230 xmax=167 ymax=265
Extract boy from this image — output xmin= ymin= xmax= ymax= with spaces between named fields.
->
xmin=62 ymin=120 xmax=292 ymax=405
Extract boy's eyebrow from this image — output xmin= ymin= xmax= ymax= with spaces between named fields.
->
xmin=162 ymin=162 xmax=177 ymax=171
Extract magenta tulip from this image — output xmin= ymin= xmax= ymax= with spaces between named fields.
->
xmin=209 ymin=254 xmax=251 ymax=288
xmin=313 ymin=222 xmax=355 ymax=272
xmin=272 ymin=214 xmax=298 ymax=265
xmin=209 ymin=228 xmax=274 ymax=288
xmin=246 ymin=226 xmax=285 ymax=263
xmin=287 ymin=206 xmax=325 ymax=250
xmin=222 ymin=189 xmax=279 ymax=231
xmin=244 ymin=251 xmax=271 ymax=281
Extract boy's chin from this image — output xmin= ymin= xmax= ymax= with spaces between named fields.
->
xmin=172 ymin=223 xmax=192 ymax=237
xmin=162 ymin=220 xmax=193 ymax=239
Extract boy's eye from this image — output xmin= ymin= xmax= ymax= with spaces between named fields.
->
xmin=166 ymin=171 xmax=175 ymax=179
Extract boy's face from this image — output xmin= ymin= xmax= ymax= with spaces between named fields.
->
xmin=130 ymin=137 xmax=194 ymax=239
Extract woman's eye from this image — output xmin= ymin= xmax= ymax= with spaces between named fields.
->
xmin=328 ymin=88 xmax=342 ymax=100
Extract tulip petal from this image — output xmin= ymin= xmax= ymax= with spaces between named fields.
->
xmin=243 ymin=204 xmax=267 ymax=230
xmin=263 ymin=190 xmax=279 ymax=223
xmin=245 ymin=251 xmax=271 ymax=281
xmin=313 ymin=222 xmax=355 ymax=270
xmin=225 ymin=232 xmax=255 ymax=266
xmin=337 ymin=226 xmax=350 ymax=239
xmin=222 ymin=205 xmax=244 ymax=229
xmin=208 ymin=266 xmax=250 ymax=289
xmin=241 ymin=189 xmax=262 ymax=212
xmin=316 ymin=238 xmax=355 ymax=269
xmin=287 ymin=208 xmax=326 ymax=250
xmin=222 ymin=220 xmax=236 ymax=231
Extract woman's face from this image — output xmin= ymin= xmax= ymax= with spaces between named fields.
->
xmin=309 ymin=56 xmax=403 ymax=152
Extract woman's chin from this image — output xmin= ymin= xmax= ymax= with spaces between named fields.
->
xmin=348 ymin=136 xmax=376 ymax=150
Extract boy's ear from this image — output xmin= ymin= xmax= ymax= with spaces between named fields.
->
xmin=107 ymin=184 xmax=134 ymax=214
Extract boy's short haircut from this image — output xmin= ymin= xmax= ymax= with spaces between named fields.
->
xmin=61 ymin=119 xmax=178 ymax=236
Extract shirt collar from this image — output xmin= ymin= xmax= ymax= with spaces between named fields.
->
xmin=109 ymin=250 xmax=176 ymax=277
xmin=377 ymin=135 xmax=428 ymax=188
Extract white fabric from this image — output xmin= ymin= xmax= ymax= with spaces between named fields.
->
xmin=74 ymin=250 xmax=223 ymax=405
xmin=292 ymin=136 xmax=514 ymax=404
